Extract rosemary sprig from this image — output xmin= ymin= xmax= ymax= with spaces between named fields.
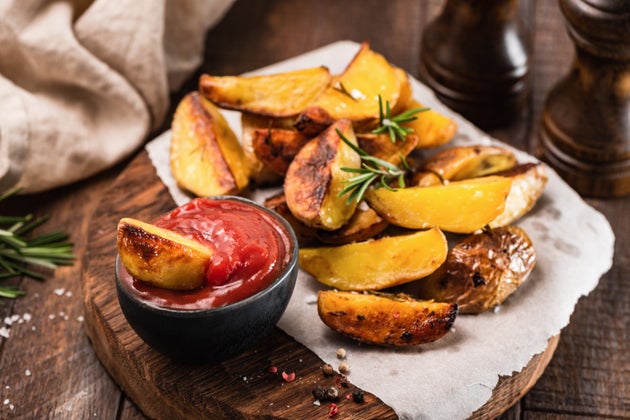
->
xmin=337 ymin=129 xmax=409 ymax=204
xmin=0 ymin=285 xmax=26 ymax=299
xmin=0 ymin=189 xmax=75 ymax=301
xmin=372 ymin=95 xmax=429 ymax=143
xmin=332 ymin=82 xmax=359 ymax=102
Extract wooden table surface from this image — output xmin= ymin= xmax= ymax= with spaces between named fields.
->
xmin=0 ymin=1 xmax=627 ymax=418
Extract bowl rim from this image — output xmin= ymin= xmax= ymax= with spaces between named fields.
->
xmin=115 ymin=195 xmax=299 ymax=317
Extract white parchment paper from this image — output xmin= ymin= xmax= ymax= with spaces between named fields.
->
xmin=146 ymin=41 xmax=615 ymax=419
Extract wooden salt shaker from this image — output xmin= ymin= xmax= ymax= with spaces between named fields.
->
xmin=418 ymin=0 xmax=529 ymax=129
xmin=538 ymin=0 xmax=630 ymax=197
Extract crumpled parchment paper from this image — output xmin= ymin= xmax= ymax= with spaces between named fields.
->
xmin=146 ymin=41 xmax=615 ymax=420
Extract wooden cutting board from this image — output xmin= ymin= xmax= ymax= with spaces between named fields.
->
xmin=82 ymin=149 xmax=559 ymax=419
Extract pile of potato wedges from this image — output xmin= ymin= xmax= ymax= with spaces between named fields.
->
xmin=169 ymin=42 xmax=548 ymax=347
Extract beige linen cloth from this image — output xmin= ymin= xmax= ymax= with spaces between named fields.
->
xmin=0 ymin=0 xmax=234 ymax=194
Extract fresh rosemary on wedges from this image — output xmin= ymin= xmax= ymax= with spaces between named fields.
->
xmin=372 ymin=95 xmax=428 ymax=143
xmin=0 ymin=189 xmax=75 ymax=301
xmin=336 ymin=129 xmax=409 ymax=204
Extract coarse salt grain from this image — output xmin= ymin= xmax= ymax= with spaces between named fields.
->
xmin=25 ymin=369 xmax=31 ymax=377
xmin=23 ymin=313 xmax=31 ymax=321
xmin=3 ymin=399 xmax=9 ymax=405
xmin=0 ymin=326 xmax=9 ymax=338
xmin=54 ymin=288 xmax=65 ymax=296
xmin=77 ymin=316 xmax=84 ymax=322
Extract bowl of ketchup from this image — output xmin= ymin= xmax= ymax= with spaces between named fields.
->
xmin=115 ymin=196 xmax=298 ymax=362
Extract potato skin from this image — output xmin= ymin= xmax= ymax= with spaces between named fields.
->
xmin=117 ymin=218 xmax=214 ymax=290
xmin=417 ymin=225 xmax=536 ymax=313
xmin=356 ymin=132 xmax=418 ymax=166
xmin=284 ymin=118 xmax=360 ymax=230
xmin=263 ymin=192 xmax=319 ymax=246
xmin=421 ymin=145 xmax=517 ymax=181
xmin=170 ymin=92 xmax=249 ymax=196
xmin=317 ymin=291 xmax=458 ymax=346
xmin=315 ymin=204 xmax=389 ymax=245
xmin=489 ymin=162 xmax=548 ymax=227
xmin=252 ymin=128 xmax=311 ymax=176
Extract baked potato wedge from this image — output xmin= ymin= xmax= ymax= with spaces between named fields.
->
xmin=356 ymin=132 xmax=418 ymax=166
xmin=252 ymin=127 xmax=311 ymax=176
xmin=299 ymin=227 xmax=448 ymax=290
xmin=421 ymin=145 xmax=517 ymax=181
xmin=416 ymin=225 xmax=536 ymax=313
xmin=170 ymin=92 xmax=250 ymax=196
xmin=296 ymin=42 xmax=410 ymax=132
xmin=365 ymin=176 xmax=512 ymax=233
xmin=490 ymin=162 xmax=548 ymax=227
xmin=263 ymin=192 xmax=319 ymax=246
xmin=409 ymin=170 xmax=443 ymax=187
xmin=315 ymin=203 xmax=389 ymax=245
xmin=117 ymin=218 xmax=214 ymax=291
xmin=199 ymin=66 xmax=331 ymax=117
xmin=400 ymin=99 xmax=457 ymax=149
xmin=241 ymin=113 xmax=295 ymax=185
xmin=317 ymin=290 xmax=458 ymax=346
xmin=284 ymin=118 xmax=361 ymax=230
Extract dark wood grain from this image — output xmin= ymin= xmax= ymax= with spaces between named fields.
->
xmin=83 ymin=151 xmax=398 ymax=420
xmin=81 ymin=149 xmax=560 ymax=419
xmin=0 ymin=0 xmax=627 ymax=419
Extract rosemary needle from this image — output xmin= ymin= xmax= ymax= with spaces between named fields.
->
xmin=372 ymin=95 xmax=429 ymax=143
xmin=336 ymin=129 xmax=408 ymax=204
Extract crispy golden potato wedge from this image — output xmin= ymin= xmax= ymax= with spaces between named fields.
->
xmin=284 ymin=119 xmax=361 ymax=230
xmin=416 ymin=226 xmax=536 ymax=314
xmin=316 ymin=204 xmax=389 ymax=245
xmin=400 ymin=99 xmax=458 ymax=149
xmin=490 ymin=162 xmax=548 ymax=227
xmin=422 ymin=145 xmax=517 ymax=181
xmin=299 ymin=227 xmax=448 ymax=290
xmin=409 ymin=170 xmax=443 ymax=187
xmin=296 ymin=42 xmax=410 ymax=132
xmin=263 ymin=192 xmax=319 ymax=246
xmin=317 ymin=291 xmax=458 ymax=346
xmin=356 ymin=132 xmax=418 ymax=166
xmin=252 ymin=128 xmax=311 ymax=176
xmin=365 ymin=176 xmax=512 ymax=233
xmin=117 ymin=218 xmax=214 ymax=291
xmin=241 ymin=113 xmax=294 ymax=185
xmin=170 ymin=92 xmax=250 ymax=196
xmin=199 ymin=66 xmax=331 ymax=117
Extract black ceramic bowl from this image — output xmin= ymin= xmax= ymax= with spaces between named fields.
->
xmin=115 ymin=196 xmax=298 ymax=363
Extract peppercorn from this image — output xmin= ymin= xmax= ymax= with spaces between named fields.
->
xmin=336 ymin=348 xmax=346 ymax=359
xmin=338 ymin=374 xmax=349 ymax=388
xmin=338 ymin=361 xmax=350 ymax=374
xmin=322 ymin=363 xmax=334 ymax=377
xmin=351 ymin=388 xmax=365 ymax=403
xmin=312 ymin=386 xmax=326 ymax=401
xmin=325 ymin=387 xmax=340 ymax=401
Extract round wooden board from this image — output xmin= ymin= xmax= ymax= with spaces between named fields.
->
xmin=82 ymin=149 xmax=559 ymax=419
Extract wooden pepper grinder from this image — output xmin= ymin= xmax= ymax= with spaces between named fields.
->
xmin=419 ymin=0 xmax=529 ymax=129
xmin=538 ymin=0 xmax=630 ymax=197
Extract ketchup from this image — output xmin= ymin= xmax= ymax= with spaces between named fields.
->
xmin=119 ymin=197 xmax=293 ymax=310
